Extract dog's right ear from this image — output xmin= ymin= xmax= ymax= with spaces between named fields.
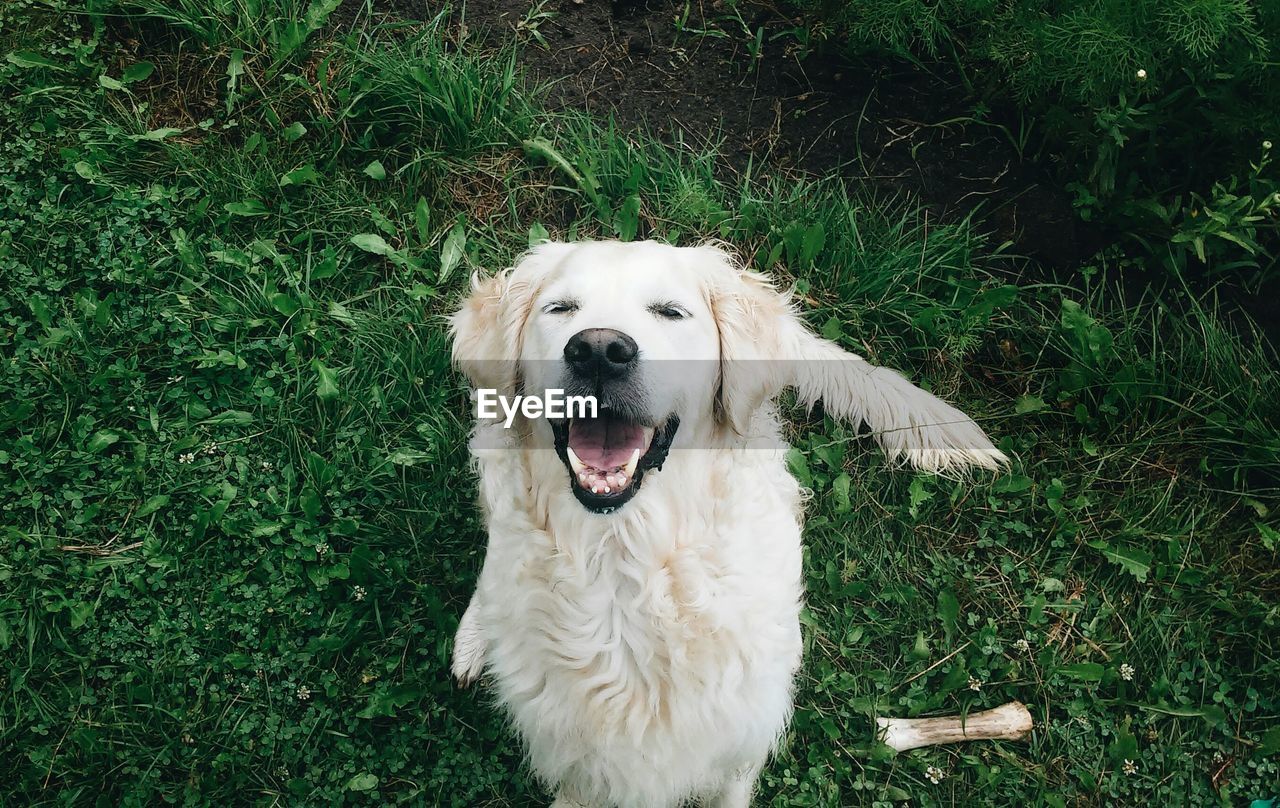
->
xmin=449 ymin=242 xmax=570 ymax=394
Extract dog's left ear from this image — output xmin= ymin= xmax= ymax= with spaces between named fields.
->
xmin=701 ymin=244 xmax=797 ymax=435
xmin=450 ymin=242 xmax=570 ymax=395
xmin=702 ymin=243 xmax=1007 ymax=475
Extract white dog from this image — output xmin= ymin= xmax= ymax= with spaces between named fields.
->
xmin=448 ymin=241 xmax=1005 ymax=807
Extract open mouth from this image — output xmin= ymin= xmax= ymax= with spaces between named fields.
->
xmin=551 ymin=411 xmax=679 ymax=513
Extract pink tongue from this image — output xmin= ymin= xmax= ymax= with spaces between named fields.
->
xmin=568 ymin=416 xmax=646 ymax=469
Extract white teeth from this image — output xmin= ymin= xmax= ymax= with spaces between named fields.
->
xmin=567 ymin=446 xmax=586 ymax=475
xmin=623 ymin=447 xmax=641 ymax=478
xmin=604 ymin=486 xmax=611 ymax=494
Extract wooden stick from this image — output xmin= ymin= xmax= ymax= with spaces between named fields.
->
xmin=876 ymin=701 xmax=1033 ymax=752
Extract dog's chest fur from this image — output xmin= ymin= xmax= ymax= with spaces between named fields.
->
xmin=473 ymin=448 xmax=805 ymax=805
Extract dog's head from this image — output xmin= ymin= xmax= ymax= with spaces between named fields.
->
xmin=451 ymin=240 xmax=1005 ymax=514
xmin=451 ymin=241 xmax=731 ymax=512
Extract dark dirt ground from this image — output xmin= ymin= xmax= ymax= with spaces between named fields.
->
xmin=444 ymin=0 xmax=1103 ymax=270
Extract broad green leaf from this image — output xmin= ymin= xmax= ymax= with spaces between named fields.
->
xmin=122 ymin=61 xmax=154 ymax=82
xmin=363 ymin=160 xmax=387 ymax=180
xmin=831 ymin=472 xmax=851 ymax=512
xmin=414 ymin=197 xmax=431 ymax=243
xmin=388 ymin=449 xmax=432 ymax=466
xmin=282 ymin=121 xmax=307 ymax=142
xmin=7 ymin=51 xmax=65 ymax=70
xmin=1134 ymin=703 xmax=1227 ymax=727
xmin=1258 ymin=522 xmax=1280 ymax=551
xmin=1087 ymin=540 xmax=1152 ymax=582
xmin=279 ymin=164 xmax=319 ymax=186
xmin=1014 ymin=395 xmax=1046 ymax=414
xmin=311 ymin=253 xmax=339 ymax=280
xmin=224 ymin=200 xmax=268 ymax=217
xmin=129 ymin=127 xmax=183 ymax=142
xmin=1259 ymin=726 xmax=1280 ymax=756
xmin=86 ymin=430 xmax=120 ymax=453
xmin=439 ymin=221 xmax=466 ymax=284
xmin=907 ymin=475 xmax=932 ymax=516
xmin=785 ymin=447 xmax=811 ymax=488
xmin=327 ymin=301 xmax=356 ymax=325
xmin=29 ymin=296 xmax=51 ymax=327
xmin=1058 ymin=662 xmax=1105 ymax=682
xmin=346 ymin=773 xmax=378 ymax=792
xmin=1107 ymin=725 xmax=1138 ymax=762
xmin=201 ymin=410 xmax=254 ymax=426
xmin=350 ymin=233 xmax=394 ymax=256
xmin=73 ymin=161 xmax=99 ymax=181
xmin=937 ymin=590 xmax=959 ymax=640
xmin=370 ymin=208 xmax=397 ymax=236
xmin=800 ymin=221 xmax=826 ymax=267
xmin=616 ymin=194 xmax=641 ymax=241
xmin=136 ymin=494 xmax=170 ymax=518
xmin=98 ymin=74 xmax=124 ymax=90
xmin=300 ymin=487 xmax=321 ymax=521
xmin=304 ymin=0 xmax=343 ymax=31
xmin=909 ymin=630 xmax=930 ymax=660
xmin=312 ymin=359 xmax=340 ymax=402
xmin=528 ymin=221 xmax=550 ymax=247
xmin=993 ymin=473 xmax=1032 ymax=494
xmin=224 ymin=50 xmax=244 ymax=114
xmin=269 ymin=293 xmax=300 ymax=316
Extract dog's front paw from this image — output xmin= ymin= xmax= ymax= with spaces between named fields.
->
xmin=451 ymin=602 xmax=486 ymax=687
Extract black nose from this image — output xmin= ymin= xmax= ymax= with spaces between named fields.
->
xmin=564 ymin=328 xmax=638 ymax=379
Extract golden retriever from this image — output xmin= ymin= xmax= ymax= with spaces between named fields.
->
xmin=448 ymin=241 xmax=1004 ymax=807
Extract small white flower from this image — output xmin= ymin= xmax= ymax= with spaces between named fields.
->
xmin=1120 ymin=663 xmax=1135 ymax=681
xmin=178 ymin=452 xmax=196 ymax=464
xmin=925 ymin=765 xmax=944 ymax=784
xmin=128 ymin=405 xmax=136 ymax=412
xmin=1136 ymin=68 xmax=1147 ymax=80
xmin=296 ymin=685 xmax=311 ymax=701
xmin=315 ymin=543 xmax=331 ymax=557
xmin=1014 ymin=638 xmax=1031 ymax=653
xmin=167 ymin=375 xmax=184 ymax=383
xmin=1122 ymin=759 xmax=1138 ymax=776
xmin=181 ymin=732 xmax=195 ymax=745
xmin=352 ymin=585 xmax=367 ymax=602
xmin=261 ymin=460 xmax=274 ymax=471
xmin=968 ymin=676 xmax=982 ymax=692
xmin=204 ymin=442 xmax=219 ymax=455
xmin=1264 ymin=140 xmax=1272 ymax=150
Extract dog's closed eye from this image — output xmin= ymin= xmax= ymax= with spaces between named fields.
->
xmin=648 ymin=302 xmax=690 ymax=320
xmin=542 ymin=300 xmax=579 ymax=315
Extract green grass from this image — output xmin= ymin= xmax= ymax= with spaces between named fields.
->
xmin=2 ymin=2 xmax=1278 ymax=805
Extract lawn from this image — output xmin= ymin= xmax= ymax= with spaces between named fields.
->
xmin=1 ymin=1 xmax=1278 ymax=805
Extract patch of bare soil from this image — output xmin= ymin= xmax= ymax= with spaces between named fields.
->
xmin=446 ymin=0 xmax=1103 ymax=269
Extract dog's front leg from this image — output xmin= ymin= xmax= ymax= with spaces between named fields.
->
xmin=704 ymin=762 xmax=762 ymax=808
xmin=451 ymin=592 xmax=487 ymax=687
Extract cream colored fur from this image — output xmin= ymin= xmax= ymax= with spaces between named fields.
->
xmin=449 ymin=241 xmax=1006 ymax=807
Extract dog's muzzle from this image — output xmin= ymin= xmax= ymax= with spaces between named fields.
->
xmin=553 ymin=328 xmax=678 ymax=513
